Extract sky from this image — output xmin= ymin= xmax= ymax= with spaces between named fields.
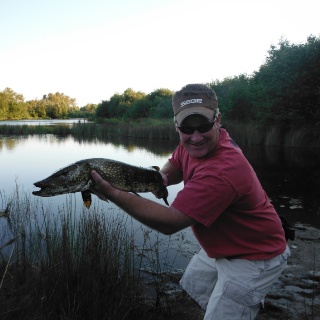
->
xmin=0 ymin=0 xmax=319 ymax=107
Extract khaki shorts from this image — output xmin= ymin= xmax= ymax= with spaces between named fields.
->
xmin=180 ymin=246 xmax=290 ymax=320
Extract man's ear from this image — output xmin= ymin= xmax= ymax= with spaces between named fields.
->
xmin=174 ymin=120 xmax=180 ymax=133
xmin=216 ymin=112 xmax=222 ymax=124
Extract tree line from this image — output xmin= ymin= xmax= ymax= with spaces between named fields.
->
xmin=1 ymin=35 xmax=319 ymax=127
xmin=213 ymin=35 xmax=320 ymax=127
xmin=0 ymin=90 xmax=97 ymax=120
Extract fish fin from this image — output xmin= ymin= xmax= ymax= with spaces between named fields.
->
xmin=162 ymin=188 xmax=169 ymax=206
xmin=81 ymin=191 xmax=92 ymax=209
xmin=132 ymin=192 xmax=141 ymax=198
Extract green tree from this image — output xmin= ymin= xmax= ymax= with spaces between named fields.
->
xmin=251 ymin=36 xmax=320 ymax=126
xmin=209 ymin=75 xmax=255 ymax=122
xmin=42 ymin=92 xmax=77 ymax=119
xmin=148 ymin=89 xmax=173 ymax=119
xmin=82 ymin=103 xmax=98 ymax=114
xmin=0 ymin=88 xmax=28 ymax=119
xmin=125 ymin=97 xmax=151 ymax=119
xmin=96 ymin=89 xmax=146 ymax=119
xmin=26 ymin=99 xmax=47 ymax=118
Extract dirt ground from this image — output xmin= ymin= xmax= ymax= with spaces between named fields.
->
xmin=146 ymin=223 xmax=320 ymax=320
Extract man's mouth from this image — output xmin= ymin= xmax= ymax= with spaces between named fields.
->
xmin=190 ymin=140 xmax=206 ymax=147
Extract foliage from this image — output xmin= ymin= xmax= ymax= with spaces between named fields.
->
xmin=148 ymin=89 xmax=173 ymax=119
xmin=124 ymin=89 xmax=173 ymax=119
xmin=43 ymin=92 xmax=76 ymax=119
xmin=96 ymin=89 xmax=146 ymax=119
xmin=0 ymin=119 xmax=178 ymax=143
xmin=95 ymin=88 xmax=174 ymax=120
xmin=0 ymin=187 xmax=196 ymax=319
xmin=250 ymin=35 xmax=320 ymax=126
xmin=0 ymin=90 xmax=88 ymax=120
xmin=0 ymin=190 xmax=151 ymax=319
xmin=0 ymin=88 xmax=28 ymax=119
xmin=1 ymin=35 xmax=320 ymax=127
xmin=209 ymin=74 xmax=255 ymax=122
xmin=94 ymin=35 xmax=319 ymax=127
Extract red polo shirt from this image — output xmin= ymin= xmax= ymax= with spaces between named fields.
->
xmin=170 ymin=129 xmax=286 ymax=260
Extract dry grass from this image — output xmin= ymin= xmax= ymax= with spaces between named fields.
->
xmin=0 ymin=188 xmax=168 ymax=320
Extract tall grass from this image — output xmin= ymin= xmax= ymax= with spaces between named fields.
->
xmin=72 ymin=119 xmax=178 ymax=140
xmin=223 ymin=120 xmax=320 ymax=148
xmin=0 ymin=187 xmax=161 ymax=320
xmin=2 ymin=119 xmax=320 ymax=148
xmin=0 ymin=119 xmax=178 ymax=141
xmin=0 ymin=124 xmax=73 ymax=135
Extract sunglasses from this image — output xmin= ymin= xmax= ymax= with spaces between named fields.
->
xmin=177 ymin=120 xmax=216 ymax=135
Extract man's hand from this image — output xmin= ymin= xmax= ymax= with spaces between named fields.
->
xmin=90 ymin=170 xmax=119 ymax=202
xmin=89 ymin=169 xmax=194 ymax=235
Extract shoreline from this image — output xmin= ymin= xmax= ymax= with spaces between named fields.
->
xmin=145 ymin=222 xmax=320 ymax=319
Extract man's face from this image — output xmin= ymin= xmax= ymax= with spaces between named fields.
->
xmin=176 ymin=114 xmax=221 ymax=158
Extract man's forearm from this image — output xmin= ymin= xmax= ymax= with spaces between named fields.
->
xmin=107 ymin=189 xmax=191 ymax=235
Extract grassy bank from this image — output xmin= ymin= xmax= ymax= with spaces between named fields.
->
xmin=0 ymin=188 xmax=174 ymax=320
xmin=1 ymin=119 xmax=320 ymax=148
xmin=222 ymin=121 xmax=320 ymax=148
xmin=0 ymin=119 xmax=178 ymax=140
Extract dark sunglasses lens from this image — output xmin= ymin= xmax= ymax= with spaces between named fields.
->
xmin=198 ymin=123 xmax=214 ymax=133
xmin=178 ymin=127 xmax=194 ymax=134
xmin=178 ymin=122 xmax=214 ymax=134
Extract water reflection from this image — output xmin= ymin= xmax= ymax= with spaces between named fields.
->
xmin=0 ymin=131 xmax=179 ymax=156
xmin=1 ymin=132 xmax=320 ymax=272
xmin=0 ymin=119 xmax=89 ymax=126
xmin=241 ymin=145 xmax=320 ymax=226
xmin=72 ymin=128 xmax=179 ymax=156
xmin=1 ymin=134 xmax=320 ymax=227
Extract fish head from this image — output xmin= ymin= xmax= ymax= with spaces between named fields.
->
xmin=33 ymin=162 xmax=92 ymax=197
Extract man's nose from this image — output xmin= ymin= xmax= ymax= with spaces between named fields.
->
xmin=190 ymin=130 xmax=204 ymax=141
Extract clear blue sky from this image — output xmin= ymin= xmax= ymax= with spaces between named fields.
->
xmin=1 ymin=0 xmax=319 ymax=106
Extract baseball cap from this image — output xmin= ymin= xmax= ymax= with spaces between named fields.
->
xmin=172 ymin=84 xmax=218 ymax=126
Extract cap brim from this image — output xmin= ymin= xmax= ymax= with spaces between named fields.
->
xmin=175 ymin=106 xmax=215 ymax=126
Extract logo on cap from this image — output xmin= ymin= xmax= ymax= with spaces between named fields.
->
xmin=180 ymin=99 xmax=202 ymax=107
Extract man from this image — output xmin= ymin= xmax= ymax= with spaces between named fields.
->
xmin=90 ymin=84 xmax=290 ymax=319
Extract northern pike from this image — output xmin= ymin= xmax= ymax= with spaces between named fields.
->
xmin=32 ymin=158 xmax=169 ymax=208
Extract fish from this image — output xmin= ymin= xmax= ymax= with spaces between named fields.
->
xmin=32 ymin=158 xmax=169 ymax=208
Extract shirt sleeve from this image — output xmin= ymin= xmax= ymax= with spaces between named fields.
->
xmin=169 ymin=144 xmax=183 ymax=170
xmin=171 ymin=168 xmax=238 ymax=227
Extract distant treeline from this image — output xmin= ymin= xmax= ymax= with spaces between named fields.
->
xmin=1 ymin=36 xmax=319 ymax=127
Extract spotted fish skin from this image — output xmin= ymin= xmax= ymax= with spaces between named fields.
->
xmin=32 ymin=158 xmax=169 ymax=207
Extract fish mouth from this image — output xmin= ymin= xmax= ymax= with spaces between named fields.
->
xmin=32 ymin=183 xmax=47 ymax=196
xmin=32 ymin=184 xmax=70 ymax=197
xmin=32 ymin=186 xmax=55 ymax=197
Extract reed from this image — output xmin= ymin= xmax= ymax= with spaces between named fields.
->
xmin=2 ymin=120 xmax=320 ymax=148
xmin=72 ymin=119 xmax=178 ymax=140
xmin=0 ymin=124 xmax=72 ymax=135
xmin=0 ymin=187 xmax=156 ymax=320
xmin=223 ymin=120 xmax=320 ymax=148
xmin=0 ymin=119 xmax=178 ymax=141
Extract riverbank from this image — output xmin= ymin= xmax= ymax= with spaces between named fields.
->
xmin=146 ymin=223 xmax=320 ymax=320
xmin=2 ymin=119 xmax=320 ymax=149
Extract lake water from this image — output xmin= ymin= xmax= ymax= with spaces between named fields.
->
xmin=1 ymin=122 xmax=320 ymax=272
xmin=0 ymin=118 xmax=90 ymax=126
